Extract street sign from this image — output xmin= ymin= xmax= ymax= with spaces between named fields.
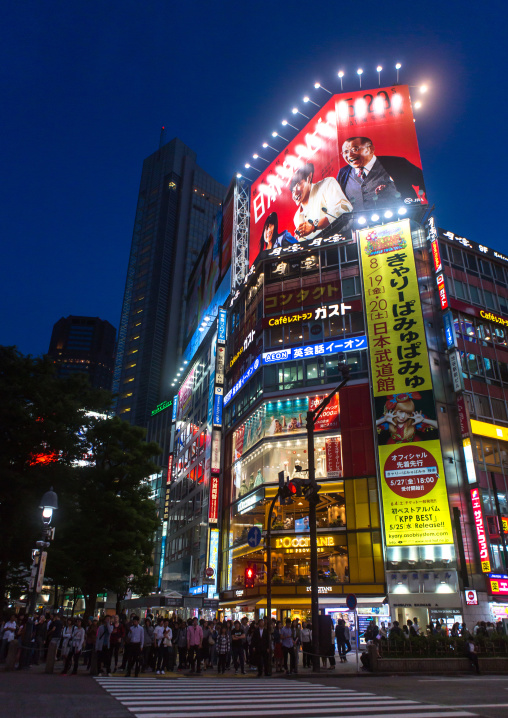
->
xmin=346 ymin=593 xmax=357 ymax=610
xmin=205 ymin=567 xmax=214 ymax=578
xmin=36 ymin=552 xmax=48 ymax=593
xmin=165 ymin=597 xmax=183 ymax=607
xmin=203 ymin=598 xmax=219 ymax=610
xmin=247 ymin=526 xmax=262 ymax=548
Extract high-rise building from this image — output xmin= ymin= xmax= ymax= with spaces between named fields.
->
xmin=114 ymin=137 xmax=226 ymax=428
xmin=48 ymin=315 xmax=116 ymax=391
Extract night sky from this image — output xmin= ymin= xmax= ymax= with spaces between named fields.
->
xmin=2 ymin=1 xmax=506 ymax=357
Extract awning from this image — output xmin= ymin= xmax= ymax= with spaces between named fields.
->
xmin=220 ymin=596 xmax=387 ymax=609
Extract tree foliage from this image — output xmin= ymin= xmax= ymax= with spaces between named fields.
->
xmin=0 ymin=346 xmax=161 ymax=613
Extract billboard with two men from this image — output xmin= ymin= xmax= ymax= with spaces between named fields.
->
xmin=249 ymin=85 xmax=427 ymax=268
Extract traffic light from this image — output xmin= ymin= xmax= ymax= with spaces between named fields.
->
xmin=288 ymin=476 xmax=320 ymax=502
xmin=278 ymin=470 xmax=294 ymax=504
xmin=245 ymin=564 xmax=256 ymax=588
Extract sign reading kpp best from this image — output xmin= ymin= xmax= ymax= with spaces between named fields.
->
xmin=360 ymin=219 xmax=453 ymax=547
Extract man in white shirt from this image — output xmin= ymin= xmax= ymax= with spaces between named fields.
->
xmin=1 ymin=616 xmax=17 ymax=661
xmin=125 ymin=616 xmax=144 ymax=677
xmin=153 ymin=619 xmax=165 ymax=674
xmin=290 ymin=163 xmax=352 ymax=241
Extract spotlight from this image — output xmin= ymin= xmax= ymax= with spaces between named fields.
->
xmin=358 ymin=216 xmax=366 ymax=225
xmin=371 ymin=213 xmax=380 ymax=221
xmin=420 ymin=84 xmax=428 ymax=93
xmin=395 ymin=62 xmax=402 ymax=83
xmin=414 ymin=100 xmax=422 ymax=109
xmin=384 ymin=210 xmax=393 ymax=218
xmin=398 ymin=207 xmax=407 ymax=215
xmin=236 ymin=173 xmax=242 ymax=178
xmin=245 ymin=163 xmax=251 ymax=168
xmin=357 ymin=68 xmax=363 ymax=88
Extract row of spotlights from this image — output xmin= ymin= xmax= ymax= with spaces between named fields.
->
xmin=237 ymin=66 xmax=428 ymax=180
xmin=357 ymin=207 xmax=407 ymax=225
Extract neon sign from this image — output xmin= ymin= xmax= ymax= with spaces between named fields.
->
xmin=470 ymin=488 xmax=491 ymax=572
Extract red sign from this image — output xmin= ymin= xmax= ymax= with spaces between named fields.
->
xmin=470 ymin=488 xmax=491 ymax=572
xmin=208 ymin=474 xmax=219 ymax=523
xmin=205 ymin=566 xmax=215 ymax=577
xmin=311 ymin=393 xmax=340 ymax=431
xmin=325 ymin=437 xmax=342 ymax=478
xmin=430 ymin=239 xmax=442 ymax=274
xmin=465 ymin=589 xmax=478 ymax=605
xmin=249 ymin=85 xmax=426 ymax=268
xmin=384 ymin=445 xmax=439 ymax=498
xmin=456 ymin=395 xmax=471 ymax=440
xmin=489 ymin=576 xmax=508 ymax=595
xmin=436 ymin=273 xmax=448 ymax=310
xmin=167 ymin=453 xmax=174 ymax=484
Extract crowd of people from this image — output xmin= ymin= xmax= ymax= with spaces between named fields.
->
xmin=2 ymin=612 xmax=504 ymax=677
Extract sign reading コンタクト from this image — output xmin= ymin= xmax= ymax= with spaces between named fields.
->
xmin=360 ymin=220 xmax=453 ymax=547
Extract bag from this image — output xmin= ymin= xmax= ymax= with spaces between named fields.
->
xmin=208 ymin=635 xmax=215 ymax=645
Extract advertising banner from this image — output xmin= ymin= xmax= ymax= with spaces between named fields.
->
xmin=216 ymin=345 xmax=225 ymax=385
xmin=249 ymin=85 xmax=426 ymax=269
xmin=208 ymin=475 xmax=219 ymax=523
xmin=177 ymin=367 xmax=195 ymax=420
xmin=379 ymin=440 xmax=453 ymax=546
xmin=489 ymin=574 xmax=508 ymax=595
xmin=211 ymin=430 xmax=221 ymax=474
xmin=213 ymin=387 xmax=223 ymax=427
xmin=471 ymin=487 xmax=492 ymax=572
xmin=265 ymin=279 xmax=340 ymax=314
xmin=326 ymin=437 xmax=343 ymax=477
xmin=207 ymin=528 xmax=220 ymax=598
xmin=360 ymin=219 xmax=453 ymax=547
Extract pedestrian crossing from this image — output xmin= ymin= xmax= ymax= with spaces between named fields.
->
xmin=95 ymin=677 xmax=478 ymax=718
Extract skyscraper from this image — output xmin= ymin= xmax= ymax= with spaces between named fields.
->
xmin=114 ymin=137 xmax=226 ymax=428
xmin=48 ymin=315 xmax=116 ymax=391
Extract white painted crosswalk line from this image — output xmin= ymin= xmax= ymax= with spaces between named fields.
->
xmin=95 ymin=677 xmax=477 ymax=718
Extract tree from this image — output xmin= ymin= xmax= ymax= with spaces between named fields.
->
xmin=47 ymin=416 xmax=161 ymax=616
xmin=0 ymin=346 xmax=111 ymax=606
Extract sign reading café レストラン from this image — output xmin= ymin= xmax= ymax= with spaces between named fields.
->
xmin=359 ymin=219 xmax=453 ymax=547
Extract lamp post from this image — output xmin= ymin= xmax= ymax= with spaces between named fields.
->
xmin=307 ymin=364 xmax=350 ymax=672
xmin=28 ymin=488 xmax=58 ymax=614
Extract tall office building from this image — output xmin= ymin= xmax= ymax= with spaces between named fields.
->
xmin=48 ymin=315 xmax=116 ymax=391
xmin=114 ymin=137 xmax=226 ymax=428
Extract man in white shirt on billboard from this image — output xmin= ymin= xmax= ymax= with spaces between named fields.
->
xmin=291 ymin=163 xmax=352 ymax=240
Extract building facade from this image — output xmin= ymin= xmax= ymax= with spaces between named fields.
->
xmin=48 ymin=315 xmax=116 ymax=390
xmin=114 ymin=137 xmax=226 ymax=429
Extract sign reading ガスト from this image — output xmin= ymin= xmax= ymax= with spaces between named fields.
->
xmin=360 ymin=219 xmax=453 ymax=547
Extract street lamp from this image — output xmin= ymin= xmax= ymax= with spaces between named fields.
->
xmin=28 ymin=488 xmax=58 ymax=614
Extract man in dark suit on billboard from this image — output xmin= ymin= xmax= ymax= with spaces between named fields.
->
xmin=337 ymin=137 xmax=426 ymax=211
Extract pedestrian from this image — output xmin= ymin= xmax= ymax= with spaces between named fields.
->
xmin=110 ymin=615 xmax=125 ymax=672
xmin=231 ymin=620 xmax=246 ymax=675
xmin=335 ymin=618 xmax=351 ymax=662
xmin=0 ymin=615 xmax=17 ymax=663
xmin=125 ymin=616 xmax=144 ymax=677
xmin=33 ymin=614 xmax=47 ymax=665
xmin=161 ymin=619 xmax=173 ymax=672
xmin=96 ymin=616 xmax=113 ymax=676
xmin=85 ymin=618 xmax=98 ymax=669
xmin=281 ymin=618 xmax=296 ymax=674
xmin=252 ymin=618 xmax=271 ymax=677
xmin=175 ymin=620 xmax=188 ymax=671
xmin=216 ymin=626 xmax=231 ymax=674
xmin=272 ymin=620 xmax=284 ymax=672
xmin=389 ymin=621 xmax=403 ymax=639
xmin=187 ymin=617 xmax=203 ymax=674
xmin=142 ymin=617 xmax=155 ymax=673
xmin=62 ymin=618 xmax=85 ymax=675
xmin=465 ymin=637 xmax=480 ymax=674
xmin=201 ymin=620 xmax=211 ymax=671
xmin=154 ymin=618 xmax=164 ymax=674
xmin=60 ymin=619 xmax=75 ymax=674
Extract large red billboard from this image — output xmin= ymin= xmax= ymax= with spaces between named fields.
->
xmin=249 ymin=85 xmax=426 ymax=268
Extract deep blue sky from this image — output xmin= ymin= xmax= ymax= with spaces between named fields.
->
xmin=2 ymin=1 xmax=506 ymax=357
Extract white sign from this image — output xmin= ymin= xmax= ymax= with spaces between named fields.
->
xmin=306 ymin=585 xmax=332 ymax=593
xmin=449 ymin=350 xmax=464 ymax=393
xmin=211 ymin=430 xmax=221 ymax=473
xmin=36 ymin=551 xmax=48 ymax=593
xmin=216 ymin=346 xmax=225 ymax=386
xmin=465 ymin=589 xmax=478 ymax=605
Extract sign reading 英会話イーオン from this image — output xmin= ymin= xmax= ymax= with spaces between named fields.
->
xmin=359 ymin=219 xmax=453 ymax=546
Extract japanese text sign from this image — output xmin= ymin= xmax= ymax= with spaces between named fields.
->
xmin=471 ymin=487 xmax=492 ymax=572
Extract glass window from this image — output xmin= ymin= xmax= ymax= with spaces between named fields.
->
xmin=499 ymin=295 xmax=508 ymax=315
xmin=483 ymin=356 xmax=497 ymax=380
xmin=491 ymin=398 xmax=507 ymax=422
xmin=342 ymin=277 xmax=358 ymax=298
xmin=453 ymin=279 xmax=468 ymax=301
xmin=474 ymin=393 xmax=491 ymax=417
xmin=494 ymin=265 xmax=505 ymax=282
xmin=484 ymin=290 xmax=498 ymax=310
xmin=466 ymin=254 xmax=478 ymax=272
xmin=498 ymin=361 xmax=508 ymax=384
xmin=469 ymin=284 xmax=482 ymax=305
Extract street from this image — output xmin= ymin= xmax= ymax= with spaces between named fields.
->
xmin=2 ymin=672 xmax=508 ymax=718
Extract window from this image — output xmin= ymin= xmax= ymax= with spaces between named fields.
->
xmin=453 ymin=279 xmax=468 ymax=301
xmin=474 ymin=393 xmax=491 ymax=417
xmin=450 ymin=247 xmax=463 ymax=265
xmin=491 ymin=398 xmax=507 ymax=422
xmin=484 ymin=290 xmax=498 ymax=310
xmin=342 ymin=277 xmax=359 ymax=298
xmin=466 ymin=254 xmax=478 ymax=272
xmin=469 ymin=285 xmax=482 ymax=305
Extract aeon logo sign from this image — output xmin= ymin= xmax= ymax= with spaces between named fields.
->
xmin=263 ymin=349 xmax=291 ymax=363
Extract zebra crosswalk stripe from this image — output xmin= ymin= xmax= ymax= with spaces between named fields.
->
xmin=95 ymin=678 xmax=477 ymax=718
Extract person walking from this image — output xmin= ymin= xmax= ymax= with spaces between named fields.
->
xmin=175 ymin=620 xmax=188 ymax=671
xmin=60 ymin=619 xmax=75 ymax=674
xmin=161 ymin=619 xmax=173 ymax=673
xmin=187 ymin=617 xmax=203 ymax=674
xmin=0 ymin=615 xmax=17 ymax=663
xmin=335 ymin=619 xmax=351 ymax=662
xmin=216 ymin=626 xmax=231 ymax=674
xmin=142 ymin=617 xmax=155 ymax=672
xmin=96 ymin=616 xmax=113 ymax=676
xmin=300 ymin=621 xmax=312 ymax=669
xmin=33 ymin=615 xmax=47 ymax=665
xmin=125 ymin=616 xmax=144 ymax=677
xmin=281 ymin=618 xmax=296 ymax=674
xmin=273 ymin=620 xmax=284 ymax=673
xmin=62 ymin=618 xmax=85 ymax=675
xmin=252 ymin=619 xmax=271 ymax=677
xmin=231 ymin=620 xmax=246 ymax=675
xmin=110 ymin=615 xmax=125 ymax=673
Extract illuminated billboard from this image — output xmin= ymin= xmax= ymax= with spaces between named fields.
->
xmin=359 ymin=219 xmax=453 ymax=547
xmin=250 ymin=85 xmax=426 ymax=268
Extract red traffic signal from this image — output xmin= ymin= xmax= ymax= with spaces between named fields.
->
xmin=245 ymin=564 xmax=256 ymax=588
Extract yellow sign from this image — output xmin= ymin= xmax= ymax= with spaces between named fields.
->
xmin=470 ymin=419 xmax=508 ymax=442
xmin=359 ymin=219 xmax=432 ymax=397
xmin=379 ymin=439 xmax=454 ymax=546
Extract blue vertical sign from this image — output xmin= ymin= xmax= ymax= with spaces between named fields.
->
xmin=213 ymin=387 xmax=223 ymax=427
xmin=172 ymin=395 xmax=178 ymax=422
xmin=443 ymin=311 xmax=456 ymax=350
xmin=218 ymin=308 xmax=227 ymax=344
